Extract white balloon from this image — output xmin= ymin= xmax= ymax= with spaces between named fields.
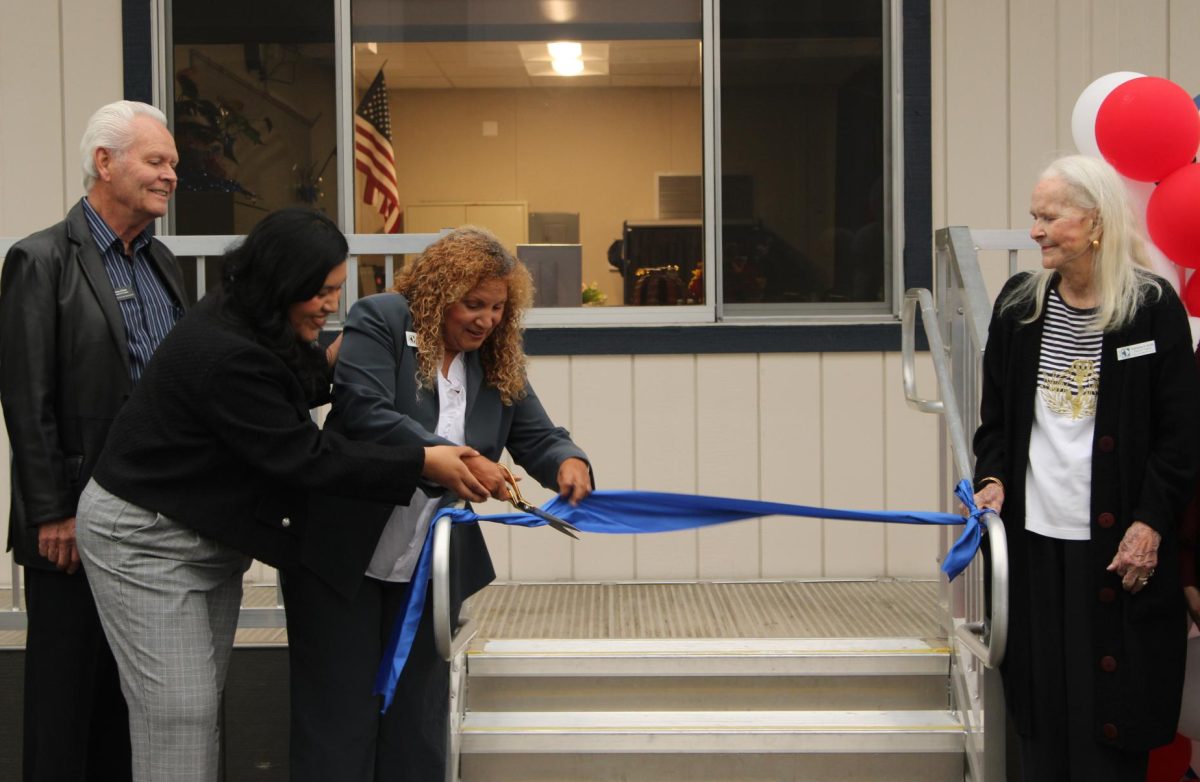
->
xmin=1124 ymin=178 xmax=1156 ymax=223
xmin=1072 ymin=71 xmax=1145 ymax=158
xmin=1180 ymin=636 xmax=1200 ymax=739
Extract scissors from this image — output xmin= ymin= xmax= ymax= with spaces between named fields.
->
xmin=496 ymin=463 xmax=580 ymax=540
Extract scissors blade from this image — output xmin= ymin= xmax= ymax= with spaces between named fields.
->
xmin=516 ymin=501 xmax=580 ymax=540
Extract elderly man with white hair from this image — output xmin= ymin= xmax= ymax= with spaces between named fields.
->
xmin=0 ymin=100 xmax=186 ymax=780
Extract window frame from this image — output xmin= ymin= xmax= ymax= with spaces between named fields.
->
xmin=134 ymin=0 xmax=930 ymax=354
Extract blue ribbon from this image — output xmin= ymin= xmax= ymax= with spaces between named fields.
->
xmin=374 ymin=481 xmax=988 ymax=710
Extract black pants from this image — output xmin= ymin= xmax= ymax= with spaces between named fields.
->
xmin=283 ymin=568 xmax=452 ymax=782
xmin=1018 ymin=533 xmax=1148 ymax=782
xmin=23 ymin=566 xmax=131 ymax=781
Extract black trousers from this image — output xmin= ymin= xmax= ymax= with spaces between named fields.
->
xmin=1018 ymin=533 xmax=1148 ymax=782
xmin=23 ymin=566 xmax=131 ymax=781
xmin=283 ymin=568 xmax=452 ymax=782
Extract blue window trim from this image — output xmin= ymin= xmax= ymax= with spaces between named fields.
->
xmin=126 ymin=1 xmax=930 ymax=356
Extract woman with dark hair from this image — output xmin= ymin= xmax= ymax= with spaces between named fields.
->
xmin=283 ymin=225 xmax=592 ymax=781
xmin=74 ymin=208 xmax=487 ymax=782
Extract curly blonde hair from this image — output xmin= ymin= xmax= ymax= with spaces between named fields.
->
xmin=393 ymin=226 xmax=533 ymax=404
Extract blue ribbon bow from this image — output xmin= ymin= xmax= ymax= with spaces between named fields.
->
xmin=373 ymin=482 xmax=986 ymax=710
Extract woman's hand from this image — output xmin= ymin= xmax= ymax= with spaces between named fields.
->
xmin=557 ymin=458 xmax=591 ymax=505
xmin=1185 ymin=585 xmax=1200 ymax=629
xmin=422 ymin=445 xmax=488 ymax=503
xmin=464 ymin=455 xmax=517 ymax=502
xmin=1106 ymin=521 xmax=1161 ymax=593
xmin=968 ymin=482 xmax=1004 ymax=517
xmin=324 ymin=333 xmax=343 ymax=367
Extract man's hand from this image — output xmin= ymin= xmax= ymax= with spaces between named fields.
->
xmin=422 ymin=445 xmax=488 ymax=503
xmin=557 ymin=458 xmax=591 ymax=506
xmin=38 ymin=517 xmax=79 ymax=574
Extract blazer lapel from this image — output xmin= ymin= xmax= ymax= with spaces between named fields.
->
xmin=66 ymin=204 xmax=131 ymax=378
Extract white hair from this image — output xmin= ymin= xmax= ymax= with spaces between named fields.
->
xmin=79 ymin=101 xmax=168 ymax=191
xmin=1002 ymin=154 xmax=1159 ymax=333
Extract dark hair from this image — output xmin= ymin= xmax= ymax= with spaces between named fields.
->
xmin=215 ymin=208 xmax=347 ymax=395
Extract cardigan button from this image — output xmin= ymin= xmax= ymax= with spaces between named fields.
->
xmin=1099 ymin=655 xmax=1117 ymax=672
xmin=1102 ymin=723 xmax=1119 ymax=740
xmin=1097 ymin=435 xmax=1115 ymax=453
xmin=1097 ymin=512 xmax=1115 ymax=529
xmin=281 ymin=517 xmax=291 ymax=528
xmin=1098 ymin=587 xmax=1117 ymax=603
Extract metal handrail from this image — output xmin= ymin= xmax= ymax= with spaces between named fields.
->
xmin=432 ymin=513 xmax=477 ymax=662
xmin=901 ymin=286 xmax=1008 ymax=668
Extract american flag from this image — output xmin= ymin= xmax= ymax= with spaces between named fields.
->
xmin=355 ymin=67 xmax=401 ymax=233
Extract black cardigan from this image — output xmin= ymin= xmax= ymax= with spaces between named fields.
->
xmin=92 ymin=299 xmax=426 ymax=570
xmin=973 ymin=271 xmax=1199 ymax=749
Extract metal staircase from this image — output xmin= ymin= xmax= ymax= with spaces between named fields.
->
xmin=427 ymin=226 xmax=1023 ymax=781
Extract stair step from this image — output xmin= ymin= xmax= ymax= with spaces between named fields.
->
xmin=469 ymin=637 xmax=950 ymax=677
xmin=461 ymin=709 xmax=963 ymax=754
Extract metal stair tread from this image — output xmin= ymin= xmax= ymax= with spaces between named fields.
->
xmin=461 ymin=709 xmax=964 ymax=754
xmin=468 ymin=637 xmax=950 ymax=676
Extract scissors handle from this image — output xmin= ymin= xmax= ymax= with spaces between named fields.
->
xmin=497 ymin=463 xmax=580 ymax=539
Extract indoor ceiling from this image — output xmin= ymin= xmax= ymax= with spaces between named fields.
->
xmin=354 ymin=40 xmax=702 ymax=90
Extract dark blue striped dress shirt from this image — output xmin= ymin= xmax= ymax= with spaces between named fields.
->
xmin=81 ymin=198 xmax=184 ymax=383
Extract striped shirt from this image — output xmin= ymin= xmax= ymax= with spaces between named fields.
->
xmin=81 ymin=198 xmax=184 ymax=383
xmin=1025 ymin=287 xmax=1102 ymax=540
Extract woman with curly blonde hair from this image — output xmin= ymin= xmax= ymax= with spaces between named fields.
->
xmin=283 ymin=225 xmax=592 ymax=782
xmin=394 ymin=225 xmax=534 ymax=404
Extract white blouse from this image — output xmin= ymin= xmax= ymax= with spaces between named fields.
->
xmin=366 ymin=352 xmax=467 ymax=582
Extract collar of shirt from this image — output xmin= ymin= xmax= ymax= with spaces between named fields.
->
xmin=81 ymin=197 xmax=153 ymax=257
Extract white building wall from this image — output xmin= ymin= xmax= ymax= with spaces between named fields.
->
xmin=7 ymin=0 xmax=1195 ymax=589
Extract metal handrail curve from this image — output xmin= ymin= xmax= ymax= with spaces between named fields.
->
xmin=901 ymin=286 xmax=1008 ymax=668
xmin=432 ymin=513 xmax=477 ymax=662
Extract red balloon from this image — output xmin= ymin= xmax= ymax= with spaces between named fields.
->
xmin=1147 ymin=165 xmax=1200 ymax=269
xmin=1185 ymin=272 xmax=1200 ymax=318
xmin=1096 ymin=76 xmax=1200 ymax=182
xmin=1147 ymin=732 xmax=1192 ymax=782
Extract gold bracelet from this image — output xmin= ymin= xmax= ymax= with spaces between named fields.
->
xmin=977 ymin=476 xmax=1004 ymax=492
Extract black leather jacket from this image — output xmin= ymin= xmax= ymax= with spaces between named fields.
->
xmin=0 ymin=201 xmax=187 ymax=570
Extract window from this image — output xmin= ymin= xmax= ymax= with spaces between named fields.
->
xmin=350 ymin=0 xmax=705 ymax=312
xmin=163 ymin=0 xmax=899 ymax=327
xmin=720 ymin=1 xmax=891 ymax=316
xmin=167 ymin=0 xmax=337 ymax=300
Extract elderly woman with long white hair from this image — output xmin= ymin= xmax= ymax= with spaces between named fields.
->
xmin=972 ymin=154 xmax=1198 ymax=779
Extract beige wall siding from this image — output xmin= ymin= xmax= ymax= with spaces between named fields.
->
xmin=15 ymin=0 xmax=1194 ymax=587
xmin=932 ymin=0 xmax=1200 ymax=241
xmin=474 ymin=352 xmax=942 ymax=582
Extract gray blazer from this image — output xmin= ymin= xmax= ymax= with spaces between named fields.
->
xmin=303 ymin=292 xmax=589 ymax=600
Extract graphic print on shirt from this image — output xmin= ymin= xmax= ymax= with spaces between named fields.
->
xmin=1037 ymin=290 xmax=1103 ymax=421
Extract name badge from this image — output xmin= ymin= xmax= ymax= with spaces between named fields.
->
xmin=113 ymin=287 xmax=136 ymax=302
xmin=1117 ymin=340 xmax=1155 ymax=361
xmin=405 ymin=331 xmax=419 ymax=347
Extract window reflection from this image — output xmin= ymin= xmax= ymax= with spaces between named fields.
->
xmin=720 ymin=1 xmax=888 ymax=309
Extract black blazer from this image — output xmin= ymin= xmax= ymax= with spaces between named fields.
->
xmin=0 ymin=201 xmax=187 ymax=570
xmin=973 ymin=271 xmax=1199 ymax=749
xmin=91 ymin=299 xmax=428 ymax=570
xmin=308 ymin=292 xmax=590 ymax=601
